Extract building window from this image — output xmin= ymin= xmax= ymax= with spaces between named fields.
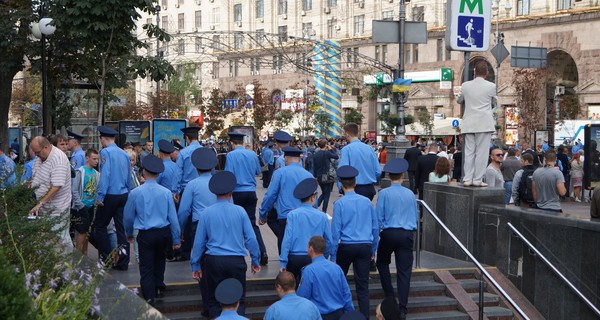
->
xmin=405 ymin=46 xmax=411 ymax=64
xmin=302 ymin=22 xmax=313 ymax=37
xmin=278 ymin=25 xmax=287 ymax=43
xmin=346 ymin=47 xmax=358 ymax=68
xmin=517 ymin=0 xmax=530 ymax=15
xmin=256 ymin=29 xmax=265 ymax=45
xmin=382 ymin=10 xmax=393 ymax=20
xmin=375 ymin=45 xmax=380 ymax=62
xmin=251 ymin=58 xmax=261 ymax=73
xmin=234 ymin=33 xmax=244 ymax=49
xmin=557 ymin=0 xmax=571 ymax=10
xmin=353 ymin=47 xmax=358 ymax=67
xmin=273 ymin=55 xmax=283 ymax=70
xmin=195 ymin=37 xmax=202 ymax=52
xmin=178 ymin=0 xmax=184 ymax=5
xmin=162 ymin=16 xmax=168 ymax=32
xmin=194 ymin=11 xmax=202 ymax=29
xmin=413 ymin=44 xmax=419 ymax=63
xmin=212 ymin=35 xmax=220 ymax=50
xmin=234 ymin=4 xmax=242 ymax=22
xmin=162 ymin=0 xmax=167 ymax=7
xmin=278 ymin=0 xmax=287 ymax=14
xmin=446 ymin=46 xmax=451 ymax=61
xmin=327 ymin=19 xmax=336 ymax=38
xmin=211 ymin=7 xmax=220 ymax=26
xmin=328 ymin=0 xmax=337 ymax=6
xmin=412 ymin=6 xmax=425 ymax=21
xmin=382 ymin=45 xmax=388 ymax=64
xmin=147 ymin=42 xmax=154 ymax=57
xmin=212 ymin=61 xmax=219 ymax=79
xmin=178 ymin=13 xmax=184 ymax=31
xmin=146 ymin=18 xmax=152 ymax=26
xmin=177 ymin=39 xmax=185 ymax=55
xmin=302 ymin=0 xmax=312 ymax=11
xmin=436 ymin=39 xmax=443 ymax=62
xmin=353 ymin=15 xmax=364 ymax=36
xmin=229 ymin=59 xmax=239 ymax=77
xmin=256 ymin=0 xmax=264 ymax=18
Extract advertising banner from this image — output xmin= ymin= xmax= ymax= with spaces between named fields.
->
xmin=119 ymin=121 xmax=151 ymax=146
xmin=153 ymin=119 xmax=188 ymax=153
xmin=504 ymin=107 xmax=519 ymax=145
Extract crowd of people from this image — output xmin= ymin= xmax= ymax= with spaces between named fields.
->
xmin=4 ymin=123 xmax=418 ymax=320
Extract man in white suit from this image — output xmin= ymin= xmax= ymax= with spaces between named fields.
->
xmin=457 ymin=61 xmax=497 ymax=187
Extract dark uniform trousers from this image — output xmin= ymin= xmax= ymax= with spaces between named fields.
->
xmin=89 ymin=193 xmax=129 ymax=269
xmin=376 ymin=228 xmax=414 ymax=312
xmin=336 ymin=243 xmax=372 ymax=319
xmin=204 ymin=255 xmax=247 ymax=319
xmin=322 ymin=308 xmax=344 ymax=320
xmin=266 ymin=208 xmax=279 ymax=247
xmin=407 ymin=171 xmax=417 ymax=194
xmin=232 ymin=192 xmax=267 ymax=256
xmin=276 ymin=218 xmax=287 ymax=255
xmin=262 ymin=164 xmax=274 ymax=188
xmin=137 ymin=226 xmax=171 ymax=306
xmin=354 ymin=184 xmax=376 ymax=201
xmin=286 ymin=254 xmax=311 ymax=287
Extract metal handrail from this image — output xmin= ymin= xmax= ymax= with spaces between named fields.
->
xmin=507 ymin=222 xmax=600 ymax=317
xmin=415 ymin=200 xmax=529 ymax=320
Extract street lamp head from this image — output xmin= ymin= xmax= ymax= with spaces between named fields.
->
xmin=491 ymin=0 xmax=499 ymax=12
xmin=39 ymin=18 xmax=56 ymax=36
xmin=30 ymin=22 xmax=42 ymax=39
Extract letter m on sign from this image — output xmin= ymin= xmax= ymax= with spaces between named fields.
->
xmin=460 ymin=0 xmax=483 ymax=14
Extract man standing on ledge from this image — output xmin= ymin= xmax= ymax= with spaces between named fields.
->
xmin=337 ymin=123 xmax=380 ymax=200
xmin=456 ymin=61 xmax=497 ymax=187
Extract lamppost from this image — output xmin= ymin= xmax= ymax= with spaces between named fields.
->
xmin=303 ymin=28 xmax=315 ymax=137
xmin=491 ymin=0 xmax=512 ymax=93
xmin=30 ymin=8 xmax=56 ymax=136
xmin=394 ymin=0 xmax=408 ymax=143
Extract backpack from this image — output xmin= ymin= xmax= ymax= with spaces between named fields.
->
xmin=518 ymin=166 xmax=536 ymax=207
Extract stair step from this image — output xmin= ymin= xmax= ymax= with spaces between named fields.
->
xmin=448 ymin=269 xmax=477 ymax=279
xmin=406 ymin=310 xmax=470 ymax=320
xmin=484 ymin=306 xmax=514 ymax=320
xmin=468 ymin=292 xmax=501 ymax=306
xmin=164 ymin=311 xmax=207 ymax=320
xmin=408 ymin=296 xmax=459 ymax=310
xmin=458 ymin=278 xmax=485 ymax=293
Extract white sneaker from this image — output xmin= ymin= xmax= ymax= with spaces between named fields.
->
xmin=463 ymin=181 xmax=473 ymax=187
xmin=575 ymin=198 xmax=581 ymax=202
xmin=474 ymin=182 xmax=488 ymax=187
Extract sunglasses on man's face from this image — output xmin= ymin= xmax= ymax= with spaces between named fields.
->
xmin=494 ymin=154 xmax=504 ymax=157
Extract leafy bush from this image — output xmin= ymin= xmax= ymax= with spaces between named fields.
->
xmin=0 ymin=247 xmax=34 ymax=319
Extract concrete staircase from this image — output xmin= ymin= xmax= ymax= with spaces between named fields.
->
xmin=146 ymin=268 xmax=521 ymax=320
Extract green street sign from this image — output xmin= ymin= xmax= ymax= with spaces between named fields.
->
xmin=441 ymin=68 xmax=453 ymax=81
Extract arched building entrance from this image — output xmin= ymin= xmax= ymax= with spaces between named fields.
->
xmin=546 ymin=50 xmax=579 ymax=141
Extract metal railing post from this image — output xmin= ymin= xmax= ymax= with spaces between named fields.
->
xmin=415 ymin=206 xmax=421 ymax=269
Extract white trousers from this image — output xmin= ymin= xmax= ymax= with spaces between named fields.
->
xmin=463 ymin=132 xmax=492 ymax=184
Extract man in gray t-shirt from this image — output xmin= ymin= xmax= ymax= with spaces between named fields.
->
xmin=532 ymin=150 xmax=566 ymax=212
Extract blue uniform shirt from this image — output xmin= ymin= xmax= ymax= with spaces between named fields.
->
xmin=274 ymin=149 xmax=285 ymax=169
xmin=97 ymin=144 xmax=132 ymax=201
xmin=259 ymin=162 xmax=313 ymax=220
xmin=20 ymin=157 xmax=36 ymax=183
xmin=376 ymin=183 xmax=419 ymax=230
xmin=331 ymin=191 xmax=379 ymax=261
xmin=0 ymin=154 xmax=16 ymax=188
xmin=123 ymin=180 xmax=180 ymax=245
xmin=215 ymin=310 xmax=248 ymax=320
xmin=157 ymin=159 xmax=181 ymax=195
xmin=264 ymin=293 xmax=321 ymax=320
xmin=261 ymin=147 xmax=274 ymax=166
xmin=338 ymin=140 xmax=381 ymax=185
xmin=225 ymin=146 xmax=261 ymax=192
xmin=70 ymin=147 xmax=85 ymax=169
xmin=191 ymin=200 xmax=260 ymax=272
xmin=297 ymin=256 xmax=354 ymax=314
xmin=280 ymin=203 xmax=333 ymax=268
xmin=176 ymin=141 xmax=202 ymax=191
xmin=178 ymin=173 xmax=216 ymax=230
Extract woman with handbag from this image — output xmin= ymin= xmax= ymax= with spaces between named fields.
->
xmin=312 ymin=139 xmax=339 ymax=213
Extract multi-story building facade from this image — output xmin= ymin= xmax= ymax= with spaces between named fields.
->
xmin=135 ymin=0 xmax=600 ymax=142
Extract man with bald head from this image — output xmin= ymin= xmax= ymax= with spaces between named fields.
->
xmin=29 ymin=136 xmax=73 ymax=249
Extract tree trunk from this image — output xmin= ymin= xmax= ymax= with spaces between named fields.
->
xmin=0 ymin=71 xmax=15 ymax=154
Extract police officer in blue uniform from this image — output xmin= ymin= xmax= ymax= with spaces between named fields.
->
xmin=273 ymin=131 xmax=292 ymax=170
xmin=67 ymin=130 xmax=85 ymax=170
xmin=264 ymin=271 xmax=321 ymax=320
xmin=156 ymin=140 xmax=181 ymax=197
xmin=297 ymin=236 xmax=354 ymax=320
xmin=123 ymin=154 xmax=180 ymax=306
xmin=259 ymin=146 xmax=313 ymax=253
xmin=261 ymin=141 xmax=275 ymax=188
xmin=338 ymin=123 xmax=381 ymax=200
xmin=376 ymin=158 xmax=418 ymax=320
xmin=177 ymin=126 xmax=203 ymax=260
xmin=225 ymin=132 xmax=268 ymax=265
xmin=191 ymin=171 xmax=261 ymax=319
xmin=214 ymin=278 xmax=248 ymax=320
xmin=90 ymin=126 xmax=133 ymax=270
xmin=280 ymin=178 xmax=333 ymax=284
xmin=331 ymin=165 xmax=379 ymax=319
xmin=178 ymin=147 xmax=218 ymax=317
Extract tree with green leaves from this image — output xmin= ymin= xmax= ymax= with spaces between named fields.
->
xmin=313 ymin=109 xmax=334 ymax=138
xmin=202 ymin=88 xmax=226 ymax=137
xmin=417 ymin=108 xmax=434 ymax=136
xmin=344 ymin=109 xmax=364 ymax=126
xmin=48 ymin=0 xmax=175 ymax=128
xmin=512 ymin=68 xmax=547 ymax=143
xmin=377 ymin=108 xmax=414 ymax=135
